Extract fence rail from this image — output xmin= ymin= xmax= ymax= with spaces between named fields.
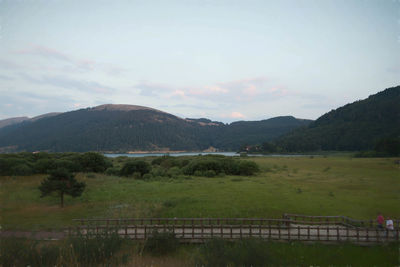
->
xmin=282 ymin=213 xmax=400 ymax=229
xmin=71 ymin=215 xmax=399 ymax=244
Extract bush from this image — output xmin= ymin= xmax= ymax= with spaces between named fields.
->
xmin=80 ymin=152 xmax=111 ymax=173
xmin=105 ymin=167 xmax=120 ymax=176
xmin=167 ymin=166 xmax=182 ymax=177
xmin=34 ymin=158 xmax=57 ymax=173
xmin=67 ymin=232 xmax=124 ymax=265
xmin=237 ymin=160 xmax=260 ymax=175
xmin=143 ymin=230 xmax=179 ymax=255
xmin=0 ymin=238 xmax=59 ymax=267
xmin=142 ymin=173 xmax=153 ymax=180
xmin=10 ymin=164 xmax=33 ymax=176
xmin=196 ymin=238 xmax=270 ymax=266
xmin=120 ymin=160 xmax=151 ymax=177
xmin=205 ymin=169 xmax=216 ymax=177
xmin=0 ymin=234 xmax=127 ymax=267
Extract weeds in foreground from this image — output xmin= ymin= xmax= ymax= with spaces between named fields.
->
xmin=0 ymin=232 xmax=126 ymax=267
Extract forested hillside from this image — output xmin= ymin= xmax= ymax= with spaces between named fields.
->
xmin=0 ymin=105 xmax=310 ymax=152
xmin=275 ymin=85 xmax=400 ymax=152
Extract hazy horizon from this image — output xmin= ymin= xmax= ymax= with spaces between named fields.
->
xmin=1 ymin=0 xmax=399 ymax=122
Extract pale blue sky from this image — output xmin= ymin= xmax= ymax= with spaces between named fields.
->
xmin=0 ymin=0 xmax=399 ymax=122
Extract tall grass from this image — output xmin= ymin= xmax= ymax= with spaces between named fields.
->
xmin=0 ymin=232 xmax=127 ymax=267
xmin=195 ymin=239 xmax=399 ymax=266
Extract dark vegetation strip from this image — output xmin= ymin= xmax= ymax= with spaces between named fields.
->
xmin=0 ymin=152 xmax=259 ymax=178
xmin=1 ymin=233 xmax=398 ymax=266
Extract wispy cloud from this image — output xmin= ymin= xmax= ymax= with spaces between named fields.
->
xmin=16 ymin=44 xmax=72 ymax=62
xmin=133 ymin=77 xmax=300 ymax=105
xmin=14 ymin=44 xmax=127 ymax=75
xmin=19 ymin=73 xmax=115 ymax=93
xmin=133 ymin=81 xmax=173 ymax=96
xmin=0 ymin=74 xmax=14 ymax=80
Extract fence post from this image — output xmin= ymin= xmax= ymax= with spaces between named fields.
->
xmin=337 ymin=226 xmax=339 ymax=241
xmin=307 ymin=226 xmax=310 ymax=241
xmin=134 ymin=225 xmax=137 ymax=239
xmin=298 ymin=226 xmax=300 ymax=240
xmin=278 ymin=226 xmax=281 ymax=239
xmin=269 ymin=223 xmax=271 ymax=239
xmin=356 ymin=228 xmax=359 ymax=242
xmin=201 ymin=220 xmax=204 ymax=239
xmin=317 ymin=226 xmax=320 ymax=241
xmin=327 ymin=226 xmax=329 ymax=241
xmin=192 ymin=220 xmax=194 ymax=239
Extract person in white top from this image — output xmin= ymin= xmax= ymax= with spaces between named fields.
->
xmin=386 ymin=217 xmax=394 ymax=230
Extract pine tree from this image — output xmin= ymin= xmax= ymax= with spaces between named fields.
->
xmin=39 ymin=168 xmax=85 ymax=207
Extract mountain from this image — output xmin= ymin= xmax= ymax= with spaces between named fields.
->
xmin=0 ymin=112 xmax=62 ymax=129
xmin=0 ymin=117 xmax=29 ymax=129
xmin=276 ymin=85 xmax=400 ymax=152
xmin=0 ymin=105 xmax=311 ymax=152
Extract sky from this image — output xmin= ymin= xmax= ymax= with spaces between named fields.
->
xmin=0 ymin=0 xmax=399 ymax=122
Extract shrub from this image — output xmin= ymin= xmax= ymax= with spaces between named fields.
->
xmin=0 ymin=238 xmax=59 ymax=267
xmin=66 ymin=232 xmax=124 ymax=266
xmin=105 ymin=167 xmax=120 ymax=176
xmin=205 ymin=169 xmax=216 ymax=177
xmin=196 ymin=238 xmax=270 ymax=266
xmin=120 ymin=160 xmax=151 ymax=177
xmin=10 ymin=164 xmax=33 ymax=176
xmin=142 ymin=173 xmax=152 ymax=180
xmin=167 ymin=166 xmax=182 ymax=177
xmin=143 ymin=230 xmax=179 ymax=255
xmin=80 ymin=152 xmax=111 ymax=173
xmin=34 ymin=158 xmax=57 ymax=173
xmin=237 ymin=160 xmax=259 ymax=176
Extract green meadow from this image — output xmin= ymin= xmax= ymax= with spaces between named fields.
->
xmin=1 ymin=156 xmax=399 ymax=231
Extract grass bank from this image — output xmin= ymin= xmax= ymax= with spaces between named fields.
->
xmin=1 ymin=156 xmax=399 ymax=230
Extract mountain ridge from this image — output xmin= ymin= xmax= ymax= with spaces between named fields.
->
xmin=0 ymin=105 xmax=311 ymax=152
xmin=275 ymin=85 xmax=400 ymax=151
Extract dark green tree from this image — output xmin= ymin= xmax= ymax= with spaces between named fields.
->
xmin=38 ymin=168 xmax=86 ymax=207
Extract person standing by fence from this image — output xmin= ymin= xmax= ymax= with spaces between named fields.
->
xmin=377 ymin=213 xmax=384 ymax=229
xmin=386 ymin=217 xmax=394 ymax=230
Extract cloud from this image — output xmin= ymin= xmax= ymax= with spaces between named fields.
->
xmin=133 ymin=81 xmax=174 ymax=96
xmin=14 ymin=44 xmax=127 ymax=75
xmin=133 ymin=77 xmax=296 ymax=106
xmin=16 ymin=44 xmax=72 ymax=62
xmin=0 ymin=59 xmax=22 ymax=69
xmin=0 ymin=74 xmax=14 ymax=80
xmin=19 ymin=73 xmax=115 ymax=93
xmin=230 ymin=111 xmax=246 ymax=119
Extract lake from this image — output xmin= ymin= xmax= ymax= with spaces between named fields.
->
xmin=104 ymin=152 xmax=310 ymax=158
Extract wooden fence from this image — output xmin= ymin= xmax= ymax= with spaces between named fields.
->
xmin=283 ymin=213 xmax=400 ymax=229
xmin=70 ymin=215 xmax=399 ymax=244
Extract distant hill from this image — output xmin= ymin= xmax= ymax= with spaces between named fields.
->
xmin=276 ymin=85 xmax=400 ymax=152
xmin=0 ymin=112 xmax=61 ymax=129
xmin=0 ymin=117 xmax=29 ymax=129
xmin=0 ymin=105 xmax=310 ymax=152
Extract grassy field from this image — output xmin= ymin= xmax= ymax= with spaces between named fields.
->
xmin=1 ymin=156 xmax=399 ymax=231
